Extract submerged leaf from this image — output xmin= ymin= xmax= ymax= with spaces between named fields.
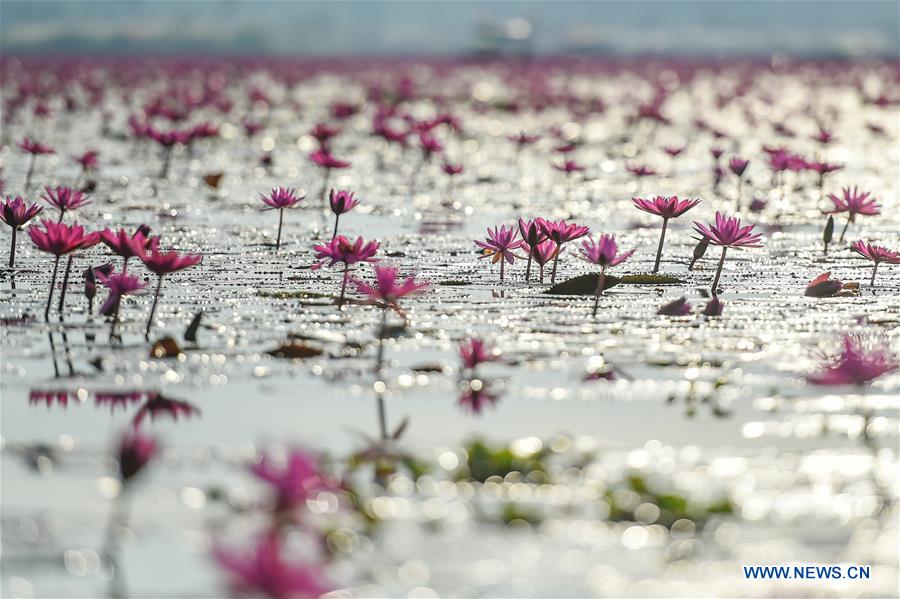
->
xmin=266 ymin=341 xmax=323 ymax=359
xmin=184 ymin=311 xmax=203 ymax=343
xmin=544 ymin=273 xmax=683 ymax=295
xmin=823 ymin=215 xmax=834 ymax=245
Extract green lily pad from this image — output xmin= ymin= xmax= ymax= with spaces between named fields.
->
xmin=544 ymin=273 xmax=684 ymax=295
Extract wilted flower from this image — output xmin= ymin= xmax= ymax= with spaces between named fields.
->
xmin=657 ymin=297 xmax=692 ymax=316
xmin=805 ymin=272 xmax=850 ymax=297
xmin=528 ymin=239 xmax=559 ymax=283
xmin=703 ymin=297 xmax=725 ymax=316
xmin=850 ymin=240 xmax=900 ymax=287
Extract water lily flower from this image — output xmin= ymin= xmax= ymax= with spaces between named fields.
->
xmin=118 ymin=430 xmax=158 ymax=483
xmin=458 ymin=382 xmax=500 ymax=415
xmin=703 ymin=297 xmax=725 ymax=316
xmin=99 ymin=226 xmax=154 ymax=270
xmin=808 ymin=333 xmax=898 ymax=386
xmin=312 ymin=235 xmax=379 ymax=305
xmin=657 ymin=297 xmax=692 ymax=316
xmin=553 ymin=159 xmax=584 ymax=175
xmin=850 ymin=240 xmax=900 ymax=287
xmin=29 ymin=220 xmax=99 ymax=320
xmin=352 ymin=265 xmax=427 ymax=438
xmin=825 ymin=187 xmax=880 ymax=242
xmin=310 ymin=150 xmax=350 ymax=209
xmin=693 ymin=211 xmax=763 ymax=294
xmin=84 ymin=263 xmax=114 ymax=315
xmin=509 ymin=131 xmax=540 ymax=150
xmin=579 ymin=235 xmax=636 ymax=317
xmin=728 ymin=157 xmax=749 ymax=211
xmin=250 ymin=447 xmax=335 ymax=511
xmin=540 ymin=219 xmax=590 ymax=283
xmin=626 ymin=164 xmax=657 ymax=178
xmin=813 ymin=128 xmax=835 ymax=144
xmin=42 ymin=186 xmax=91 ymax=222
xmin=98 ymin=270 xmax=148 ymax=340
xmin=528 ymin=239 xmax=559 ymax=284
xmin=310 ymin=123 xmax=340 ymax=148
xmin=517 ymin=217 xmax=547 ymax=282
xmin=328 ymin=189 xmax=359 ymax=239
xmin=459 ymin=338 xmax=501 ymax=370
xmin=632 ymin=196 xmax=700 ymax=273
xmin=475 ymin=225 xmax=525 ymax=282
xmin=149 ymin=127 xmax=189 ymax=178
xmin=260 ymin=187 xmax=304 ymax=250
xmin=353 ymin=265 xmax=428 ymax=311
xmin=214 ymin=533 xmax=331 ymax=599
xmin=139 ymin=246 xmax=202 ymax=339
xmin=442 ymin=162 xmax=463 ymax=178
xmin=73 ymin=150 xmax=100 ymax=183
xmin=133 ymin=393 xmax=200 ymax=427
xmin=18 ymin=137 xmax=55 ymax=189
xmin=662 ymin=145 xmax=685 ymax=157
xmin=1 ymin=196 xmax=43 ymax=268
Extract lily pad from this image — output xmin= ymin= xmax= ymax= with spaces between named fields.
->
xmin=544 ymin=273 xmax=684 ymax=295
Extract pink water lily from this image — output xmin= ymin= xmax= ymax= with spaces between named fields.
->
xmin=693 ymin=211 xmax=763 ymax=294
xmin=29 ymin=220 xmax=100 ymax=321
xmin=1 ymin=196 xmax=43 ymax=268
xmin=475 ymin=225 xmax=525 ymax=282
xmin=139 ymin=246 xmax=202 ymax=339
xmin=541 ymin=219 xmax=590 ymax=283
xmin=632 ymin=196 xmax=700 ymax=273
xmin=312 ymin=235 xmax=380 ymax=305
xmin=579 ymin=235 xmax=636 ymax=317
xmin=808 ymin=334 xmax=898 ymax=387
xmin=214 ymin=533 xmax=331 ymax=599
xmin=42 ymin=186 xmax=91 ymax=220
xmin=328 ymin=189 xmax=360 ymax=238
xmin=850 ymin=240 xmax=900 ymax=287
xmin=825 ymin=187 xmax=880 ymax=242
xmin=260 ymin=187 xmax=304 ymax=250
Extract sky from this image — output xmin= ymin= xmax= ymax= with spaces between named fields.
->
xmin=1 ymin=1 xmax=898 ymax=58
